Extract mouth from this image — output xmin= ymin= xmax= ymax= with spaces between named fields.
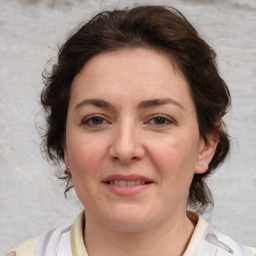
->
xmin=104 ymin=180 xmax=153 ymax=186
xmin=102 ymin=174 xmax=153 ymax=195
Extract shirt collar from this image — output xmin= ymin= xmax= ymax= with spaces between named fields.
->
xmin=70 ymin=210 xmax=208 ymax=256
xmin=184 ymin=211 xmax=208 ymax=256
xmin=71 ymin=211 xmax=88 ymax=256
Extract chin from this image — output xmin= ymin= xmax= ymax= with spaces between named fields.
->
xmin=103 ymin=207 xmax=155 ymax=232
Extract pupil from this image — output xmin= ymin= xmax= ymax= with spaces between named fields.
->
xmin=93 ymin=117 xmax=103 ymax=125
xmin=155 ymin=117 xmax=165 ymax=124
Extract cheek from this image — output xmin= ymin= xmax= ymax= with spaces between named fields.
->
xmin=68 ymin=131 xmax=106 ymax=162
xmin=67 ymin=139 xmax=103 ymax=204
xmin=66 ymin=134 xmax=107 ymax=183
xmin=145 ymin=137 xmax=196 ymax=209
xmin=148 ymin=134 xmax=199 ymax=180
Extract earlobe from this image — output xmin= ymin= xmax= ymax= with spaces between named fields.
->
xmin=63 ymin=145 xmax=71 ymax=174
xmin=195 ymin=135 xmax=219 ymax=174
xmin=65 ymin=166 xmax=71 ymax=175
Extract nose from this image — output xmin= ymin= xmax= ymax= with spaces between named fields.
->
xmin=109 ymin=121 xmax=145 ymax=164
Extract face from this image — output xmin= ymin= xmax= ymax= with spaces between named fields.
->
xmin=64 ymin=48 xmax=216 ymax=232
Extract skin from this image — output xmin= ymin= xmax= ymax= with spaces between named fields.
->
xmin=64 ymin=48 xmax=218 ymax=256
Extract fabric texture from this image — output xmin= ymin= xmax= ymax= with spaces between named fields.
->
xmin=6 ymin=211 xmax=256 ymax=256
xmin=5 ymin=236 xmax=40 ymax=256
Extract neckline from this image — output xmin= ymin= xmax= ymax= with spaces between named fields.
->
xmin=70 ymin=211 xmax=208 ymax=256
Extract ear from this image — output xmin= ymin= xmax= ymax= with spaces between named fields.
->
xmin=63 ymin=144 xmax=71 ymax=174
xmin=194 ymin=134 xmax=219 ymax=174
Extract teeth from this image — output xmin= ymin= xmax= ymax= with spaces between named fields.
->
xmin=119 ymin=180 xmax=126 ymax=186
xmin=135 ymin=180 xmax=140 ymax=185
xmin=127 ymin=181 xmax=135 ymax=186
xmin=109 ymin=180 xmax=149 ymax=186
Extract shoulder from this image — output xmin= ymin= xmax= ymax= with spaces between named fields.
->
xmin=4 ymin=214 xmax=83 ymax=256
xmin=249 ymin=247 xmax=256 ymax=256
xmin=186 ymin=212 xmax=256 ymax=256
xmin=206 ymin=223 xmax=256 ymax=256
xmin=5 ymin=236 xmax=40 ymax=256
xmin=5 ymin=225 xmax=71 ymax=256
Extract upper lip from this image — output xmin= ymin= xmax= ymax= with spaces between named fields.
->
xmin=102 ymin=174 xmax=153 ymax=183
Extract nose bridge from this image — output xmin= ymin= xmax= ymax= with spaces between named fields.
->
xmin=110 ymin=117 xmax=144 ymax=163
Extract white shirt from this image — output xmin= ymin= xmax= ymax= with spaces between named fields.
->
xmin=8 ymin=211 xmax=256 ymax=256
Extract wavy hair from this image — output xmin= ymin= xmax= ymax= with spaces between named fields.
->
xmin=41 ymin=6 xmax=231 ymax=213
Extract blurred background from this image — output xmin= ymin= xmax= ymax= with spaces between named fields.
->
xmin=0 ymin=0 xmax=256 ymax=252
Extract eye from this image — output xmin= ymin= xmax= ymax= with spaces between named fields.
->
xmin=82 ymin=115 xmax=109 ymax=126
xmin=148 ymin=115 xmax=174 ymax=126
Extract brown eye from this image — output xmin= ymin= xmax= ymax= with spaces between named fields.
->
xmin=91 ymin=117 xmax=104 ymax=125
xmin=149 ymin=116 xmax=172 ymax=125
xmin=82 ymin=116 xmax=108 ymax=126
xmin=153 ymin=117 xmax=168 ymax=125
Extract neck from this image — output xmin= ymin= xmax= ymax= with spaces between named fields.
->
xmin=84 ymin=211 xmax=196 ymax=256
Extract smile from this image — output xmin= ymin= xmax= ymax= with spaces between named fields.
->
xmin=102 ymin=175 xmax=153 ymax=195
xmin=106 ymin=180 xmax=152 ymax=186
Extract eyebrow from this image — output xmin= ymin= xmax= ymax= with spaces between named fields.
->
xmin=75 ymin=99 xmax=111 ymax=110
xmin=138 ymin=98 xmax=184 ymax=110
xmin=74 ymin=98 xmax=184 ymax=110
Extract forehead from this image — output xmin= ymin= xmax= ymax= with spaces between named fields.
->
xmin=78 ymin=47 xmax=183 ymax=81
xmin=70 ymin=47 xmax=194 ymax=109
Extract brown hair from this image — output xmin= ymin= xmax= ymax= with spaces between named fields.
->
xmin=41 ymin=5 xmax=231 ymax=213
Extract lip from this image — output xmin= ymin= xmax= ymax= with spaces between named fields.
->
xmin=102 ymin=174 xmax=153 ymax=183
xmin=102 ymin=174 xmax=153 ymax=196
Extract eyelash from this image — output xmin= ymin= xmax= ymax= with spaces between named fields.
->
xmin=147 ymin=115 xmax=174 ymax=126
xmin=81 ymin=114 xmax=175 ymax=127
xmin=82 ymin=115 xmax=109 ymax=127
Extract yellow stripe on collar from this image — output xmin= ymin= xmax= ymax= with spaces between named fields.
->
xmin=250 ymin=247 xmax=256 ymax=256
xmin=71 ymin=211 xmax=88 ymax=256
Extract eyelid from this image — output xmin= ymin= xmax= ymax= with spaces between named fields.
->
xmin=146 ymin=114 xmax=176 ymax=125
xmin=81 ymin=114 xmax=111 ymax=126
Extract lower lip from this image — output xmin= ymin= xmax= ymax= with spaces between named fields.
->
xmin=103 ymin=183 xmax=152 ymax=196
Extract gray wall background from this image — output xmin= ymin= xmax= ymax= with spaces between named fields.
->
xmin=0 ymin=0 xmax=255 ymax=253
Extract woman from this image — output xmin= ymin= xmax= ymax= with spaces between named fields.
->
xmin=7 ymin=5 xmax=256 ymax=256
